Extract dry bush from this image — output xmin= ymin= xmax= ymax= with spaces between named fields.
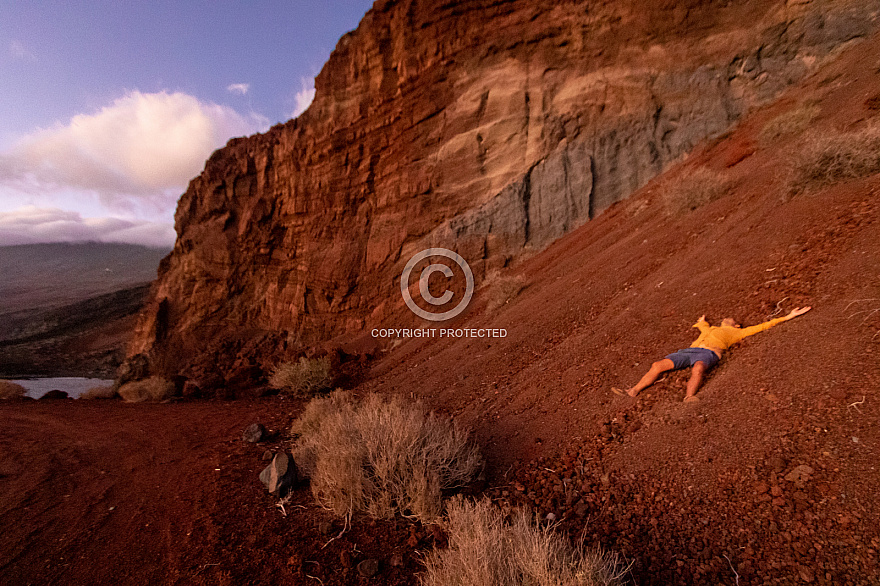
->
xmin=758 ymin=103 xmax=821 ymax=144
xmin=117 ymin=377 xmax=176 ymax=403
xmin=486 ymin=274 xmax=526 ymax=312
xmin=291 ymin=391 xmax=482 ymax=524
xmin=80 ymin=385 xmax=117 ymax=400
xmin=662 ymin=167 xmax=730 ymax=215
xmin=269 ymin=356 xmax=331 ymax=396
xmin=0 ymin=380 xmax=26 ymax=400
xmin=789 ymin=124 xmax=880 ymax=193
xmin=422 ymin=497 xmax=627 ymax=586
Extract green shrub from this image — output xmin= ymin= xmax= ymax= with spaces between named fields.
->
xmin=789 ymin=123 xmax=880 ymax=192
xmin=662 ymin=167 xmax=730 ymax=215
xmin=269 ymin=356 xmax=332 ymax=396
xmin=291 ymin=391 xmax=482 ymax=524
xmin=0 ymin=380 xmax=26 ymax=400
xmin=422 ymin=497 xmax=627 ymax=586
xmin=117 ymin=377 xmax=175 ymax=403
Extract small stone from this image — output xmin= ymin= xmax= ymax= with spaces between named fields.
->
xmin=318 ymin=520 xmax=333 ymax=535
xmin=357 ymin=558 xmax=380 ymax=578
xmin=767 ymin=455 xmax=787 ymax=472
xmin=262 ymin=450 xmax=274 ymax=461
xmin=242 ymin=423 xmax=267 ymax=443
xmin=545 ymin=512 xmax=556 ymax=522
xmin=784 ymin=465 xmax=815 ymax=483
xmin=771 ymin=485 xmax=784 ymax=497
xmin=755 ymin=481 xmax=769 ymax=494
xmin=799 ymin=565 xmax=815 ymax=582
xmin=389 ymin=553 xmax=404 ymax=567
xmin=339 ymin=550 xmax=352 ymax=568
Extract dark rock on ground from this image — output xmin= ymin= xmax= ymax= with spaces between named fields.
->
xmin=242 ymin=423 xmax=267 ymax=443
xmin=40 ymin=390 xmax=69 ymax=400
xmin=259 ymin=452 xmax=298 ymax=497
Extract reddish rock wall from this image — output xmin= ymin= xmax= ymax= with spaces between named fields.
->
xmin=129 ymin=0 xmax=880 ymax=381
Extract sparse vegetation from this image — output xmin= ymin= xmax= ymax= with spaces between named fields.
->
xmin=486 ymin=273 xmax=527 ymax=312
xmin=662 ymin=167 xmax=730 ymax=215
xmin=290 ymin=391 xmax=482 ymax=524
xmin=0 ymin=380 xmax=27 ymax=400
xmin=788 ymin=123 xmax=880 ymax=193
xmin=269 ymin=356 xmax=332 ymax=396
xmin=80 ymin=385 xmax=117 ymax=400
xmin=422 ymin=497 xmax=627 ymax=586
xmin=758 ymin=103 xmax=821 ymax=144
xmin=117 ymin=377 xmax=176 ymax=403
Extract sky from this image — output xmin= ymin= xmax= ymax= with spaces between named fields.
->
xmin=0 ymin=0 xmax=375 ymax=248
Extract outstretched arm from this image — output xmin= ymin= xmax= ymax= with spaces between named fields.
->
xmin=739 ymin=306 xmax=812 ymax=338
xmin=693 ymin=314 xmax=710 ymax=333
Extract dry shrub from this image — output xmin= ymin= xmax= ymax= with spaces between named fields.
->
xmin=0 ymin=380 xmax=26 ymax=400
xmin=789 ymin=124 xmax=880 ymax=193
xmin=758 ymin=103 xmax=821 ymax=144
xmin=486 ymin=274 xmax=526 ymax=312
xmin=291 ymin=391 xmax=482 ymax=523
xmin=269 ymin=356 xmax=331 ymax=396
xmin=662 ymin=167 xmax=730 ymax=215
xmin=422 ymin=497 xmax=627 ymax=586
xmin=117 ymin=377 xmax=176 ymax=403
xmin=80 ymin=385 xmax=117 ymax=400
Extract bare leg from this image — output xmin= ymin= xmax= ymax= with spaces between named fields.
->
xmin=684 ymin=361 xmax=708 ymax=401
xmin=626 ymin=359 xmax=675 ymax=397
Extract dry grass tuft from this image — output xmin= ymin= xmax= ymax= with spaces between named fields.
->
xmin=80 ymin=385 xmax=117 ymax=400
xmin=269 ymin=356 xmax=332 ymax=396
xmin=662 ymin=167 xmax=730 ymax=215
xmin=422 ymin=497 xmax=628 ymax=586
xmin=758 ymin=103 xmax=821 ymax=144
xmin=291 ymin=391 xmax=482 ymax=524
xmin=486 ymin=273 xmax=527 ymax=312
xmin=788 ymin=123 xmax=880 ymax=193
xmin=0 ymin=380 xmax=27 ymax=400
xmin=117 ymin=377 xmax=176 ymax=403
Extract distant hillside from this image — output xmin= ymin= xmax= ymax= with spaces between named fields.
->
xmin=0 ymin=242 xmax=168 ymax=317
xmin=0 ymin=242 xmax=168 ymax=377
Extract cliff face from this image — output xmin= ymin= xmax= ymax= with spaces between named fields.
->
xmin=130 ymin=0 xmax=880 ymax=380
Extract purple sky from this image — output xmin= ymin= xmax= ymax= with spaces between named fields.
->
xmin=0 ymin=0 xmax=375 ymax=248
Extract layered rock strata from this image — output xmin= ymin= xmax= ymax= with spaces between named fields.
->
xmin=130 ymin=0 xmax=880 ymax=378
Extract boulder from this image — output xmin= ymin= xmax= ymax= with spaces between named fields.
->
xmin=40 ymin=389 xmax=69 ymax=400
xmin=259 ymin=452 xmax=298 ymax=497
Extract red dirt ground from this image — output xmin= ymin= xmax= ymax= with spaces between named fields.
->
xmin=3 ymin=27 xmax=880 ymax=586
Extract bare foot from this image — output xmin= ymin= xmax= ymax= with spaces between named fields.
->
xmin=611 ymin=387 xmax=635 ymax=398
xmin=684 ymin=395 xmax=700 ymax=404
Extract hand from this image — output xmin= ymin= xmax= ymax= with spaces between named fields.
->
xmin=787 ymin=306 xmax=812 ymax=319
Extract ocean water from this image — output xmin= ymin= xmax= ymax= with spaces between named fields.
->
xmin=11 ymin=377 xmax=114 ymax=399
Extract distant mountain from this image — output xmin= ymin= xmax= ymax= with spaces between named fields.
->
xmin=0 ymin=242 xmax=169 ymax=317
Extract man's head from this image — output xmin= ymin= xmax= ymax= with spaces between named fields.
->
xmin=722 ymin=317 xmax=741 ymax=328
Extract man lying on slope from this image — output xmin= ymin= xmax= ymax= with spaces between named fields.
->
xmin=613 ymin=306 xmax=812 ymax=403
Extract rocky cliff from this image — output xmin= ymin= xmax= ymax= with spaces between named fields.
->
xmin=129 ymin=0 xmax=880 ymax=381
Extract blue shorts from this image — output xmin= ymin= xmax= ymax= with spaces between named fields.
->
xmin=665 ymin=348 xmax=720 ymax=370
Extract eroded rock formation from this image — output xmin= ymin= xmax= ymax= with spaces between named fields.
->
xmin=129 ymin=0 xmax=880 ymax=380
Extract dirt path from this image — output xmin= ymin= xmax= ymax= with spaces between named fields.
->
xmin=0 ymin=400 xmax=280 ymax=585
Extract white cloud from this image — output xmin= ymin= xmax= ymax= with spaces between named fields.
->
xmin=9 ymin=40 xmax=36 ymax=61
xmin=0 ymin=206 xmax=175 ymax=248
xmin=0 ymin=90 xmax=269 ymax=212
xmin=291 ymin=78 xmax=316 ymax=118
xmin=226 ymin=83 xmax=250 ymax=95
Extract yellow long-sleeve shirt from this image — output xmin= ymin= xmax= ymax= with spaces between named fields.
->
xmin=690 ymin=316 xmax=788 ymax=353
